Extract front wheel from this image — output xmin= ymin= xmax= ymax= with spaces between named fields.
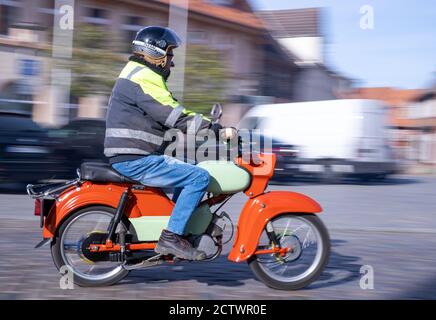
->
xmin=248 ymin=213 xmax=330 ymax=290
xmin=51 ymin=206 xmax=130 ymax=287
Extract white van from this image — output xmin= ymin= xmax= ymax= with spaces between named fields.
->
xmin=238 ymin=99 xmax=398 ymax=181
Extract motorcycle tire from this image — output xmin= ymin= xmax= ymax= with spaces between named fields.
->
xmin=248 ymin=213 xmax=330 ymax=290
xmin=51 ymin=205 xmax=131 ymax=287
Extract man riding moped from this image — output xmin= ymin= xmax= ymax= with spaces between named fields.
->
xmin=104 ymin=26 xmax=236 ymax=261
xmin=27 ymin=25 xmax=330 ymax=291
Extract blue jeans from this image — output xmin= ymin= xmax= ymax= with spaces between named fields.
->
xmin=112 ymin=155 xmax=210 ymax=235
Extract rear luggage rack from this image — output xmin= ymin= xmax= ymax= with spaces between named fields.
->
xmin=26 ymin=178 xmax=81 ymax=199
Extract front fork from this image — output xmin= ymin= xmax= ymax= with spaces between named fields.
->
xmin=265 ymin=221 xmax=281 ymax=248
xmin=251 ymin=221 xmax=290 ymax=257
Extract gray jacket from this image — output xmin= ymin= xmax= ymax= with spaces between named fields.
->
xmin=104 ymin=60 xmax=211 ymax=164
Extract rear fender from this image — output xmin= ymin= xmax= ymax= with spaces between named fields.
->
xmin=43 ymin=181 xmax=174 ymax=238
xmin=227 ymin=191 xmax=322 ymax=262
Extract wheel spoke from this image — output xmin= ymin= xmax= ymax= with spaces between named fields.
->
xmin=302 ymin=229 xmax=314 ymax=249
xmin=85 ymin=265 xmax=96 ymax=275
xmin=60 ymin=210 xmax=126 ymax=281
xmin=254 ymin=215 xmax=325 ymax=284
xmin=281 ymin=220 xmax=291 ymax=240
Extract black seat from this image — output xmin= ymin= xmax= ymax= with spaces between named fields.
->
xmin=80 ymin=162 xmax=139 ymax=184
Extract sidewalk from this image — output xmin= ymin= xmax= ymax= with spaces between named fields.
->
xmin=404 ymin=163 xmax=436 ymax=176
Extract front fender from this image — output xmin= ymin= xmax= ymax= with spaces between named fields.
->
xmin=228 ymin=191 xmax=322 ymax=262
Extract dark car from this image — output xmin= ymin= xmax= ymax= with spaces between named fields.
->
xmin=182 ymin=133 xmax=300 ymax=182
xmin=48 ymin=121 xmax=301 ymax=182
xmin=49 ymin=118 xmax=107 ymax=179
xmin=268 ymin=139 xmax=300 ymax=182
xmin=248 ymin=134 xmax=300 ymax=182
xmin=0 ymin=112 xmax=60 ymax=186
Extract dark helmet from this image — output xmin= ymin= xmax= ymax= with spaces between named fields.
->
xmin=132 ymin=26 xmax=182 ymax=68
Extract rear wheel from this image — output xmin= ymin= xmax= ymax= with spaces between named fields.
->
xmin=248 ymin=213 xmax=330 ymax=290
xmin=51 ymin=205 xmax=130 ymax=287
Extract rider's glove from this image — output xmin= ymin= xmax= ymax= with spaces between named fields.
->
xmin=220 ymin=127 xmax=238 ymax=141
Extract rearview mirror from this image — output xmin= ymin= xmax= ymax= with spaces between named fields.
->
xmin=210 ymin=103 xmax=223 ymax=124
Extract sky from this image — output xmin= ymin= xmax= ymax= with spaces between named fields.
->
xmin=250 ymin=0 xmax=436 ymax=89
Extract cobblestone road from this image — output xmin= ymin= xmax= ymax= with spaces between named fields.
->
xmin=1 ymin=175 xmax=436 ymax=299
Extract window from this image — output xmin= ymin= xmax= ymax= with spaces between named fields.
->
xmin=36 ymin=0 xmax=55 ymax=30
xmin=120 ymin=15 xmax=145 ymax=52
xmin=150 ymin=17 xmax=167 ymax=27
xmin=126 ymin=16 xmax=142 ymax=27
xmin=0 ymin=0 xmax=23 ymax=35
xmin=37 ymin=0 xmax=55 ymax=14
xmin=83 ymin=6 xmax=110 ymax=25
xmin=90 ymin=8 xmax=106 ymax=19
xmin=188 ymin=31 xmax=207 ymax=44
xmin=121 ymin=15 xmax=144 ymax=31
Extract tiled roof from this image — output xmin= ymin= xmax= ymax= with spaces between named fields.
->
xmin=342 ymin=87 xmax=426 ymax=127
xmin=256 ymin=8 xmax=321 ymax=38
xmin=149 ymin=0 xmax=265 ymax=31
xmin=344 ymin=87 xmax=424 ymax=107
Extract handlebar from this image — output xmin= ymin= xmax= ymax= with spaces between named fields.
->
xmin=222 ymin=130 xmax=262 ymax=163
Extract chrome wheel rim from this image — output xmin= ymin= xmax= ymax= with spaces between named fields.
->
xmin=256 ymin=215 xmax=323 ymax=283
xmin=60 ymin=210 xmax=125 ymax=281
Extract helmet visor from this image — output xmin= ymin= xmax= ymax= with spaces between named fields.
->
xmin=163 ymin=27 xmax=182 ymax=49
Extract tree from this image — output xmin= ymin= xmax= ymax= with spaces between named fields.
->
xmin=57 ymin=28 xmax=230 ymax=111
xmin=57 ymin=24 xmax=125 ymax=98
xmin=182 ymin=45 xmax=230 ymax=115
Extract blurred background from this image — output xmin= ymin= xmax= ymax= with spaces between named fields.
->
xmin=0 ymin=0 xmax=435 ymax=187
xmin=1 ymin=0 xmax=436 ymax=300
xmin=1 ymin=0 xmax=435 ymax=188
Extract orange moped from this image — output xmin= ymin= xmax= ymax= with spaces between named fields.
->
xmin=27 ymin=107 xmax=330 ymax=290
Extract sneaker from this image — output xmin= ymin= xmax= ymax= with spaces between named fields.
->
xmin=155 ymin=229 xmax=206 ymax=261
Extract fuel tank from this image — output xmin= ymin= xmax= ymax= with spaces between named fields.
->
xmin=197 ymin=161 xmax=251 ymax=195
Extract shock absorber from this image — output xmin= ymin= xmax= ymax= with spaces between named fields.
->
xmin=108 ymin=231 xmax=127 ymax=262
xmin=265 ymin=221 xmax=281 ymax=248
xmin=106 ymin=188 xmax=129 ymax=242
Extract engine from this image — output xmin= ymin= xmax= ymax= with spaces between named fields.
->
xmin=188 ymin=211 xmax=233 ymax=260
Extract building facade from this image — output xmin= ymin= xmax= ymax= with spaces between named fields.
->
xmin=257 ymin=8 xmax=353 ymax=102
xmin=0 ymin=0 xmax=297 ymax=126
xmin=406 ymin=91 xmax=436 ymax=166
xmin=341 ymin=87 xmax=436 ymax=167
